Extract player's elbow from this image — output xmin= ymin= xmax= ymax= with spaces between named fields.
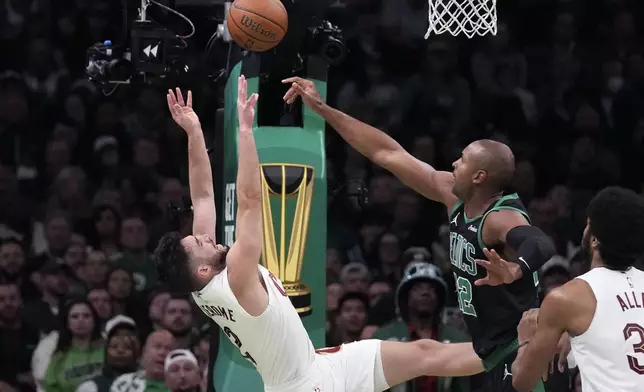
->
xmin=372 ymin=145 xmax=405 ymax=171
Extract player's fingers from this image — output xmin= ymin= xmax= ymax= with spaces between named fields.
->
xmin=247 ymin=93 xmax=259 ymax=107
xmin=475 ymin=259 xmax=492 ymax=269
xmin=282 ymin=76 xmax=304 ymax=84
xmin=176 ymin=88 xmax=185 ymax=106
xmin=283 ymin=86 xmax=298 ymax=103
xmin=166 ymin=93 xmax=174 ymax=110
xmin=172 ymin=104 xmax=183 ymax=119
xmin=238 ymin=76 xmax=247 ymax=100
xmin=187 ymin=90 xmax=193 ymax=108
xmin=474 ymin=277 xmax=493 ymax=286
xmin=490 ymin=249 xmax=502 ymax=260
xmin=167 ymin=89 xmax=177 ymax=106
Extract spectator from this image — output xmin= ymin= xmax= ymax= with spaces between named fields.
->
xmin=339 ymin=262 xmax=371 ymax=293
xmin=328 ymin=292 xmax=369 ymax=346
xmin=77 ymin=250 xmax=110 ymax=293
xmin=89 ymin=205 xmax=122 ymax=259
xmin=0 ymin=238 xmax=39 ymax=300
xmin=373 ymin=262 xmax=470 ymax=392
xmin=76 ymin=316 xmax=140 ymax=392
xmin=86 ymin=289 xmax=113 ymax=330
xmin=110 ymin=330 xmax=174 ymax=392
xmin=161 ymin=295 xmax=194 ymax=349
xmin=112 ymin=217 xmax=156 ymax=292
xmin=105 ymin=268 xmax=136 ymax=317
xmin=23 ymin=261 xmax=70 ymax=334
xmin=147 ymin=289 xmax=172 ymax=334
xmin=0 ymin=278 xmax=40 ymax=391
xmin=163 ymin=350 xmax=201 ymax=392
xmin=43 ymin=298 xmax=104 ymax=392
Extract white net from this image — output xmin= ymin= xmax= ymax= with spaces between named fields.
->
xmin=424 ymin=0 xmax=497 ymax=39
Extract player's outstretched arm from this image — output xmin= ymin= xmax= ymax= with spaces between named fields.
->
xmin=511 ymin=282 xmax=583 ymax=392
xmin=167 ymin=88 xmax=216 ymax=238
xmin=282 ymin=77 xmax=457 ymax=211
xmin=226 ymin=76 xmax=264 ymax=302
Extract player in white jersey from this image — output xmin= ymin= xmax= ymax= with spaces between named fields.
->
xmin=152 ymin=76 xmax=484 ymax=392
xmin=511 ymin=186 xmax=644 ymax=392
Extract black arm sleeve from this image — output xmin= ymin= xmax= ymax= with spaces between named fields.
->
xmin=506 ymin=225 xmax=556 ymax=275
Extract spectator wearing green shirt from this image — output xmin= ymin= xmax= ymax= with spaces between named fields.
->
xmin=43 ymin=298 xmax=104 ymax=392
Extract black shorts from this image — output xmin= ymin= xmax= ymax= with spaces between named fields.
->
xmin=472 ymin=351 xmax=569 ymax=392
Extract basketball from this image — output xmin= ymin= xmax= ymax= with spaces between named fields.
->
xmin=227 ymin=0 xmax=288 ymax=52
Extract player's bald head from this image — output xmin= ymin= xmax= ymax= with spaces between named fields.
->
xmin=468 ymin=139 xmax=515 ymax=192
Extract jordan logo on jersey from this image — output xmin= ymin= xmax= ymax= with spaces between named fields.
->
xmin=451 ymin=212 xmax=460 ymax=226
xmin=503 ymin=364 xmax=512 ymax=380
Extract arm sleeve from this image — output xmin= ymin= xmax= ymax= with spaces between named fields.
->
xmin=506 ymin=225 xmax=556 ymax=275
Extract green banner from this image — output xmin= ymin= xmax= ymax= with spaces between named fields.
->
xmin=214 ymin=62 xmax=327 ymax=391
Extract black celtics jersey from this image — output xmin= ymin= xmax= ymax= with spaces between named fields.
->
xmin=449 ymin=193 xmax=540 ymax=360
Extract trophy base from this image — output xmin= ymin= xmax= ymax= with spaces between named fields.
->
xmin=284 ymin=282 xmax=312 ymax=317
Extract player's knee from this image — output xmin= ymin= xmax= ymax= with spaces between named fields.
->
xmin=414 ymin=339 xmax=483 ymax=377
xmin=413 ymin=339 xmax=443 ymax=355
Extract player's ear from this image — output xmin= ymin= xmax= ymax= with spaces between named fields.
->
xmin=196 ymin=265 xmax=212 ymax=279
xmin=473 ymin=170 xmax=486 ymax=184
xmin=590 ymin=236 xmax=600 ymax=250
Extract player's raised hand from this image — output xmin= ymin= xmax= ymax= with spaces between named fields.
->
xmin=474 ymin=248 xmax=522 ymax=286
xmin=167 ymin=88 xmax=200 ymax=132
xmin=237 ymin=75 xmax=259 ymax=130
xmin=281 ymin=77 xmax=324 ymax=111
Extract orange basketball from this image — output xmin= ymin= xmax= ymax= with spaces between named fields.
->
xmin=227 ymin=0 xmax=288 ymax=52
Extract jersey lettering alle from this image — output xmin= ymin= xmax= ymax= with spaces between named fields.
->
xmin=192 ymin=265 xmax=315 ymax=387
xmin=570 ymin=267 xmax=644 ymax=392
xmin=449 ymin=193 xmax=539 ymax=359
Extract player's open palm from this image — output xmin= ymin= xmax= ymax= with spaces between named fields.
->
xmin=281 ymin=77 xmax=323 ymax=111
xmin=474 ymin=248 xmax=521 ymax=286
xmin=168 ymin=88 xmax=200 ymax=132
xmin=237 ymin=75 xmax=259 ymax=130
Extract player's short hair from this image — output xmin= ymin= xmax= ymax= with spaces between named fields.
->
xmin=153 ymin=232 xmax=196 ymax=294
xmin=587 ymin=186 xmax=644 ymax=271
xmin=476 ymin=139 xmax=515 ymax=192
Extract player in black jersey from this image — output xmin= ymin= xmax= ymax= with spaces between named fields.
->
xmin=283 ymin=78 xmax=558 ymax=392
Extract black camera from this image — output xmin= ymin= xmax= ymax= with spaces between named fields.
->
xmin=85 ymin=41 xmax=134 ymax=84
xmin=306 ymin=21 xmax=346 ymax=65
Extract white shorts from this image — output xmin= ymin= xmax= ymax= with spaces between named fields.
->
xmin=265 ymin=339 xmax=389 ymax=392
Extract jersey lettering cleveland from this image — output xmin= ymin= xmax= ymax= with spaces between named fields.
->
xmin=192 ymin=265 xmax=315 ymax=387
xmin=449 ymin=193 xmax=539 ymax=359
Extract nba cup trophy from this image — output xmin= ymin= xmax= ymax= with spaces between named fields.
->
xmin=211 ymin=1 xmax=341 ymax=389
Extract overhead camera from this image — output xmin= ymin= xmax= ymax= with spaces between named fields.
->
xmin=85 ymin=0 xmax=347 ymax=88
xmin=306 ymin=21 xmax=346 ymax=65
xmin=85 ymin=0 xmax=224 ymax=87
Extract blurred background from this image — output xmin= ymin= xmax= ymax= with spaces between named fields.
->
xmin=1 ymin=0 xmax=644 ymax=391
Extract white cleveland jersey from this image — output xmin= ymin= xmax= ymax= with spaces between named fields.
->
xmin=192 ymin=264 xmax=315 ymax=387
xmin=570 ymin=267 xmax=644 ymax=392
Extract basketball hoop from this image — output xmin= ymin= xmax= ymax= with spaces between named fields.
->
xmin=424 ymin=0 xmax=497 ymax=39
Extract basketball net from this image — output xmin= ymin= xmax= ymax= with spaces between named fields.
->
xmin=424 ymin=0 xmax=497 ymax=39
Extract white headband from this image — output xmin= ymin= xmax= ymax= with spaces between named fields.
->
xmin=164 ymin=349 xmax=198 ymax=371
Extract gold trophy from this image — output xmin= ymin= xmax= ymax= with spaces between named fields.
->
xmin=260 ymin=164 xmax=314 ymax=316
